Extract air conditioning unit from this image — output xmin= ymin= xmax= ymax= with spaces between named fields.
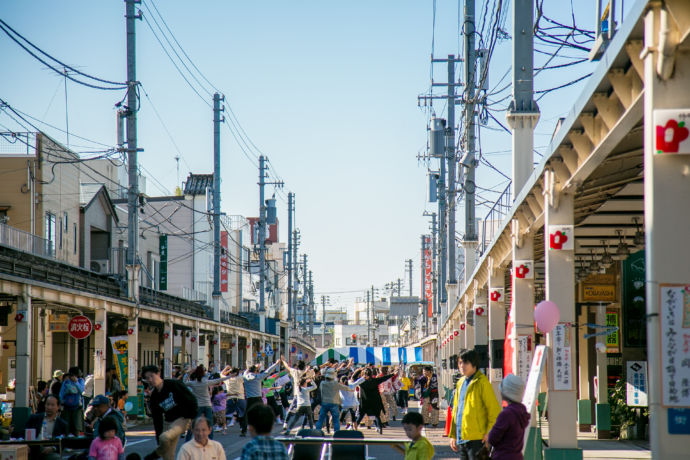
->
xmin=90 ymin=259 xmax=110 ymax=273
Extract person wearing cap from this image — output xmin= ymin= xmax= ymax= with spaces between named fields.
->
xmin=487 ymin=374 xmax=530 ymax=460
xmin=89 ymin=394 xmax=126 ymax=445
xmin=449 ymin=349 xmax=501 ymax=459
xmin=50 ymin=369 xmax=64 ymax=397
xmin=315 ymin=367 xmax=354 ymax=433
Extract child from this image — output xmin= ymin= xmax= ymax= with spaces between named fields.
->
xmin=88 ymin=416 xmax=125 ymax=460
xmin=487 ymin=374 xmax=530 ymax=460
xmin=394 ymin=411 xmax=435 ymax=460
xmin=283 ymin=377 xmax=317 ymax=434
xmin=241 ymin=404 xmax=288 ymax=460
xmin=211 ymin=385 xmax=228 ymax=434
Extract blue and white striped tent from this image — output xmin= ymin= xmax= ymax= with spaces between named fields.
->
xmin=311 ymin=346 xmax=424 ymax=366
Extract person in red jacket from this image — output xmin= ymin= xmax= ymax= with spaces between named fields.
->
xmin=487 ymin=374 xmax=530 ymax=460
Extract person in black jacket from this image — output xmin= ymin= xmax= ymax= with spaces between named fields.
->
xmin=141 ymin=365 xmax=198 ymax=460
xmin=15 ymin=394 xmax=68 ymax=459
xmin=355 ymin=367 xmax=395 ymax=434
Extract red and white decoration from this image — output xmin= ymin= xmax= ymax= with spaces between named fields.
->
xmin=14 ymin=312 xmax=25 ymax=322
xmin=490 ymin=288 xmax=504 ymax=302
xmin=513 ymin=260 xmax=534 ymax=280
xmin=654 ymin=109 xmax=690 ymax=154
xmin=475 ymin=306 xmax=485 ymax=316
xmin=94 ymin=322 xmax=103 ymax=331
xmin=163 ymin=331 xmax=170 ymax=339
xmin=190 ymin=336 xmax=197 ymax=343
xmin=68 ymin=315 xmax=93 ymax=340
xmin=454 ymin=330 xmax=459 ymax=337
xmin=548 ymin=225 xmax=574 ymax=250
xmin=246 ymin=344 xmax=251 ymax=349
xmin=460 ymin=322 xmax=466 ymax=330
xmin=127 ymin=327 xmax=134 ymax=335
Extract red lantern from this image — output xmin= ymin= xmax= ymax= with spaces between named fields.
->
xmin=15 ymin=312 xmax=24 ymax=322
xmin=460 ymin=323 xmax=466 ymax=330
xmin=475 ymin=307 xmax=485 ymax=316
xmin=127 ymin=327 xmax=134 ymax=335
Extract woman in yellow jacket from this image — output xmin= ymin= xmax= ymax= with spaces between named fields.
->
xmin=448 ymin=349 xmax=501 ymax=459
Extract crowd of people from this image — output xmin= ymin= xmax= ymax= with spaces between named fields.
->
xmin=7 ymin=349 xmax=531 ymax=460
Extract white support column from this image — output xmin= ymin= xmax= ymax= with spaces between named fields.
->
xmin=246 ymin=335 xmax=253 ymax=369
xmin=511 ymin=221 xmax=534 ymax=384
xmin=190 ymin=323 xmax=199 ymax=368
xmin=93 ymin=308 xmax=107 ymax=395
xmin=14 ymin=285 xmax=32 ymax=410
xmin=464 ymin=306 xmax=475 ymax=351
xmin=543 ymin=179 xmax=579 ymax=455
xmin=643 ymin=4 xmax=690 ymax=457
xmin=231 ymin=332 xmax=238 ymax=368
xmin=213 ymin=327 xmax=222 ymax=369
xmin=41 ymin=309 xmax=53 ymax=382
xmin=163 ymin=319 xmax=173 ymax=378
xmin=127 ymin=317 xmax=138 ymax=400
xmin=595 ymin=306 xmax=610 ymax=439
xmin=474 ymin=287 xmax=489 ymax=372
xmin=488 ymin=263 xmax=506 ymax=400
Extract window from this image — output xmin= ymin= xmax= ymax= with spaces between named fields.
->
xmin=58 ymin=217 xmax=63 ymax=249
xmin=73 ymin=223 xmax=77 ymax=254
xmin=64 ymin=212 xmax=68 ymax=232
xmin=44 ymin=213 xmax=56 ymax=256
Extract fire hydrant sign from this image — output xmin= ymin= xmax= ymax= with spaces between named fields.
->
xmin=654 ymin=109 xmax=690 ymax=154
xmin=68 ymin=315 xmax=93 ymax=340
xmin=659 ymin=284 xmax=690 ymax=407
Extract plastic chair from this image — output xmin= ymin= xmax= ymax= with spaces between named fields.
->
xmin=331 ymin=429 xmax=366 ymax=460
xmin=290 ymin=428 xmax=325 ymax=460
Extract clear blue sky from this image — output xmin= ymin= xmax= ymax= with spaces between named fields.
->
xmin=1 ymin=1 xmax=628 ymax=310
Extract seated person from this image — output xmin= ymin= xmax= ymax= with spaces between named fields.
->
xmin=15 ymin=394 xmax=67 ymax=459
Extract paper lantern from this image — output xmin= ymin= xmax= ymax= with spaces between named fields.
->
xmin=534 ymin=300 xmax=560 ymax=333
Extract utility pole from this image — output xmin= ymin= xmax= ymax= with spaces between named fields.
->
xmin=321 ymin=295 xmax=329 ymax=348
xmin=308 ymin=270 xmax=314 ymax=337
xmin=406 ymin=259 xmax=413 ymax=296
xmin=446 ymin=55 xmax=458 ymax=288
xmin=421 ymin=235 xmax=428 ymax=334
xmin=302 ymin=254 xmax=308 ymax=332
xmin=366 ymin=290 xmax=371 ymax=346
xmin=287 ymin=192 xmax=293 ymax=325
xmin=293 ymin=228 xmax=299 ymax=329
xmin=124 ymin=0 xmax=142 ymax=301
xmin=212 ymin=92 xmax=224 ymax=322
xmin=461 ymin=0 xmax=481 ymax=286
xmin=257 ymin=155 xmax=283 ymax=313
xmin=396 ymin=278 xmax=402 ymax=297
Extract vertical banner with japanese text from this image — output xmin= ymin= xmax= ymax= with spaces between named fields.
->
xmin=553 ymin=323 xmax=573 ymax=390
xmin=659 ymin=284 xmax=690 ymax=406
xmin=159 ymin=234 xmax=168 ymax=291
xmin=109 ymin=336 xmax=129 ymax=391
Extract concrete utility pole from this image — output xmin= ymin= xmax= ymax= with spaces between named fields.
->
xmin=430 ymin=118 xmax=447 ymax=310
xmin=292 ymin=227 xmax=299 ymax=329
xmin=212 ymin=92 xmax=223 ymax=322
xmin=397 ymin=278 xmax=402 ymax=297
xmin=308 ymin=270 xmax=314 ymax=336
xmin=302 ymin=254 xmax=308 ymax=331
xmin=321 ymin=295 xmax=329 ymax=348
xmin=446 ymin=56 xmax=458 ymax=287
xmin=462 ymin=0 xmax=480 ymax=286
xmin=421 ymin=236 xmax=428 ymax=334
xmin=406 ymin=258 xmax=413 ymax=296
xmin=125 ymin=0 xmax=141 ymax=298
xmin=366 ymin=290 xmax=371 ymax=345
xmin=506 ymin=0 xmax=540 ymax=199
xmin=257 ymin=156 xmax=283 ymax=313
xmin=287 ymin=192 xmax=293 ymax=325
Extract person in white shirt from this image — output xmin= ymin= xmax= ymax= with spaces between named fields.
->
xmin=176 ymin=416 xmax=226 ymax=460
xmin=283 ymin=377 xmax=317 ymax=434
xmin=339 ymin=368 xmax=367 ymax=430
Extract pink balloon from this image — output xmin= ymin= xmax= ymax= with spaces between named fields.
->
xmin=534 ymin=300 xmax=560 ymax=333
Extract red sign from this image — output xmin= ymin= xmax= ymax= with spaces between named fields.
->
xmin=68 ymin=315 xmax=93 ymax=340
xmin=423 ymin=236 xmax=433 ymax=318
xmin=220 ymin=231 xmax=229 ymax=292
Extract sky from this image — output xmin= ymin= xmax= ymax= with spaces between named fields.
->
xmin=0 ymin=1 xmax=630 ymax=313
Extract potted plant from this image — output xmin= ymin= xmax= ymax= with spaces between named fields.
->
xmin=608 ymin=379 xmax=638 ymax=439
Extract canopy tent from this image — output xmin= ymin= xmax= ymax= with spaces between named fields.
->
xmin=311 ymin=346 xmax=424 ymax=366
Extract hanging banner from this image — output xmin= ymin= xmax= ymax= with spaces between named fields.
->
xmin=513 ymin=260 xmax=534 ymax=280
xmin=423 ymin=236 xmax=433 ymax=318
xmin=553 ymin=323 xmax=573 ymax=391
xmin=653 ymin=109 xmax=690 ymax=154
xmin=159 ymin=234 xmax=168 ymax=291
xmin=109 ymin=335 xmax=129 ymax=391
xmin=517 ymin=335 xmax=532 ymax=384
xmin=220 ymin=231 xmax=229 ymax=292
xmin=626 ymin=361 xmax=648 ymax=407
xmin=547 ymin=225 xmax=574 ymax=250
xmin=659 ymin=284 xmax=690 ymax=407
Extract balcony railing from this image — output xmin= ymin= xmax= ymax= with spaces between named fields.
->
xmin=0 ymin=222 xmax=54 ymax=259
xmin=480 ymin=182 xmax=512 ymax=256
